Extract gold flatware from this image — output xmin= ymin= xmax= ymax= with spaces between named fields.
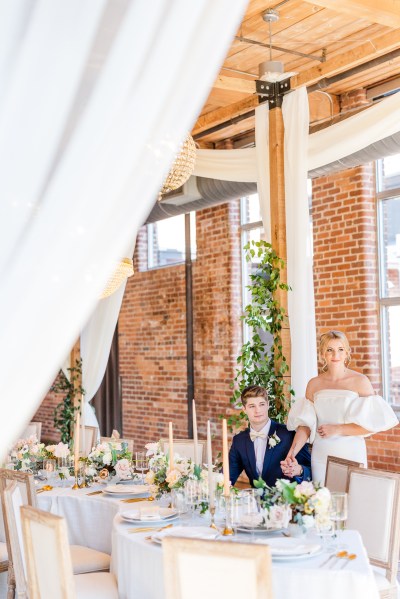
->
xmin=320 ymin=550 xmax=347 ymax=568
xmin=121 ymin=497 xmax=155 ymax=503
xmin=339 ymin=554 xmax=357 ymax=568
xmin=36 ymin=485 xmax=53 ymax=494
xmin=86 ymin=490 xmax=103 ymax=496
xmin=129 ymin=523 xmax=174 ymax=535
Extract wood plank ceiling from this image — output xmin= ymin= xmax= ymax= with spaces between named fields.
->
xmin=193 ymin=0 xmax=400 ymax=147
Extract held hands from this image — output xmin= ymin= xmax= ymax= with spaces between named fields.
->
xmin=280 ymin=453 xmax=303 ymax=478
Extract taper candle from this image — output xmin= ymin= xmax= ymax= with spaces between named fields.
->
xmin=74 ymin=410 xmax=80 ymax=472
xmin=192 ymin=399 xmax=199 ymax=465
xmin=207 ymin=420 xmax=215 ymax=509
xmin=168 ymin=421 xmax=174 ymax=472
xmin=222 ymin=419 xmax=230 ymax=497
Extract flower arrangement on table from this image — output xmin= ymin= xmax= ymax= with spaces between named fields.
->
xmin=254 ymin=478 xmax=331 ymax=531
xmin=10 ymin=436 xmax=72 ymax=472
xmin=87 ymin=440 xmax=132 ymax=480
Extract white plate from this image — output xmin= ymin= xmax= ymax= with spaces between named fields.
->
xmin=151 ymin=526 xmax=219 ymax=545
xmin=120 ymin=508 xmax=178 ymax=523
xmin=236 ymin=526 xmax=283 ymax=535
xmin=257 ymin=537 xmax=322 ymax=560
xmin=102 ymin=484 xmax=149 ymax=496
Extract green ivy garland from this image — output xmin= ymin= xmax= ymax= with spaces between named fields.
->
xmin=52 ymin=359 xmax=85 ymax=444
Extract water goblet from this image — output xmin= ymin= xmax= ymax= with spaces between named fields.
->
xmin=135 ymin=452 xmax=148 ymax=483
xmin=240 ymin=489 xmax=261 ymax=542
xmin=184 ymin=479 xmax=200 ymax=522
xmin=330 ymin=492 xmax=348 ymax=548
xmin=43 ymin=459 xmax=56 ymax=483
xmin=171 ymin=488 xmax=188 ymax=523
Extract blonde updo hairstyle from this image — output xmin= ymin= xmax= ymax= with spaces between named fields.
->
xmin=319 ymin=330 xmax=351 ymax=372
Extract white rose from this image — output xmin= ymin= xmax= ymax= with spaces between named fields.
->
xmin=46 ymin=445 xmax=56 ymax=454
xmin=313 ymin=487 xmax=331 ymax=513
xmin=166 ymin=469 xmax=182 ymax=487
xmin=294 ymin=481 xmax=315 ymax=499
xmin=115 ymin=459 xmax=132 ymax=479
xmin=54 ymin=442 xmax=70 ymax=458
xmin=145 ymin=470 xmax=155 ymax=484
xmin=145 ymin=442 xmax=160 ymax=457
xmin=102 ymin=452 xmax=112 ymax=465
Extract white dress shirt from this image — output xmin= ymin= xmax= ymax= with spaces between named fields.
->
xmin=250 ymin=420 xmax=271 ymax=476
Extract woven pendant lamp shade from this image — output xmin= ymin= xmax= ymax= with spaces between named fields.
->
xmin=100 ymin=258 xmax=134 ymax=299
xmin=159 ymin=133 xmax=196 ymax=197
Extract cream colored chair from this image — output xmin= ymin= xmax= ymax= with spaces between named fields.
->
xmin=21 ymin=505 xmax=118 ymax=599
xmin=324 ymin=456 xmax=363 ymax=492
xmin=100 ymin=436 xmax=134 ymax=453
xmin=79 ymin=426 xmax=98 ymax=456
xmin=160 ymin=439 xmax=206 ymax=464
xmin=0 ymin=469 xmax=111 ymax=599
xmin=21 ymin=422 xmax=42 ymax=442
xmin=347 ymin=467 xmax=400 ymax=599
xmin=163 ymin=537 xmax=272 ymax=599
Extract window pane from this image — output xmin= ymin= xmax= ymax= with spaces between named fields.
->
xmin=380 ymin=196 xmax=400 ymax=298
xmin=377 ymin=154 xmax=400 ymax=192
xmin=383 ymin=305 xmax=400 ymax=406
xmin=241 ymin=194 xmax=262 ymax=225
xmin=147 ymin=213 xmax=196 ymax=269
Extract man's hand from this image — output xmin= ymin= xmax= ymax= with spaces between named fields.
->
xmin=280 ymin=456 xmax=303 ymax=478
xmin=317 ymin=424 xmax=340 ymax=438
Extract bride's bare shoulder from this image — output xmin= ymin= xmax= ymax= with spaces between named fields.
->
xmin=346 ymin=370 xmax=374 ymax=395
xmin=305 ymin=376 xmax=322 ymax=402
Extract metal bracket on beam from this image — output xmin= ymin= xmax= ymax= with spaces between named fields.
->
xmin=256 ymin=78 xmax=292 ymax=108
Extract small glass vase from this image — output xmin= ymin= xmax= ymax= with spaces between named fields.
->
xmin=287 ymin=522 xmax=306 ymax=538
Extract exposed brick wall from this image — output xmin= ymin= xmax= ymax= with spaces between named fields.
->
xmin=32 ymin=374 xmax=64 ymax=443
xmin=119 ymin=201 xmax=242 ymax=452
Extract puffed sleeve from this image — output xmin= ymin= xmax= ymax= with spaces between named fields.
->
xmin=345 ymin=395 xmax=398 ymax=435
xmin=287 ymin=398 xmax=317 ymax=443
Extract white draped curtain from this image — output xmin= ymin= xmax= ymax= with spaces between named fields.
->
xmin=0 ymin=0 xmax=248 ymax=458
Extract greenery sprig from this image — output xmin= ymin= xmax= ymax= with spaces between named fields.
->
xmin=227 ymin=240 xmax=293 ymax=430
xmin=51 ymin=359 xmax=85 ymax=445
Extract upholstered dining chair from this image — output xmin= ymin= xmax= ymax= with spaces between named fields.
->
xmin=79 ymin=426 xmax=98 ymax=456
xmin=324 ymin=456 xmax=363 ymax=493
xmin=21 ymin=422 xmax=42 ymax=442
xmin=163 ymin=537 xmax=272 ymax=599
xmin=0 ymin=469 xmax=111 ymax=599
xmin=160 ymin=439 xmax=206 ymax=464
xmin=100 ymin=436 xmax=134 ymax=453
xmin=21 ymin=505 xmax=118 ymax=599
xmin=347 ymin=467 xmax=400 ymax=599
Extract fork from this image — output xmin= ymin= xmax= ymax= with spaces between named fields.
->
xmin=129 ymin=523 xmax=174 ymax=535
xmin=339 ymin=554 xmax=357 ymax=568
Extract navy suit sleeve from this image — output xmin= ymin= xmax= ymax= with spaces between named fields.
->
xmin=229 ymin=436 xmax=243 ymax=485
xmin=295 ymin=443 xmax=312 ymax=482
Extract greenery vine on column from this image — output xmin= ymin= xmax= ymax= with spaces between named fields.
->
xmin=228 ymin=239 xmax=293 ymax=430
xmin=52 ymin=359 xmax=85 ymax=444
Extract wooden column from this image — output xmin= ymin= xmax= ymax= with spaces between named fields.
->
xmin=269 ymin=105 xmax=291 ymax=381
xmin=70 ymin=338 xmax=82 ymax=447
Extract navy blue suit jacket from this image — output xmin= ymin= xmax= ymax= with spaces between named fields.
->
xmin=229 ymin=420 xmax=311 ymax=487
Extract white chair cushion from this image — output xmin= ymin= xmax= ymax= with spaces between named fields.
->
xmin=0 ymin=542 xmax=8 ymax=562
xmin=74 ymin=572 xmax=118 ymax=599
xmin=70 ymin=545 xmax=110 ymax=574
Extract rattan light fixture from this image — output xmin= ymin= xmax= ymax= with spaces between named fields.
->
xmin=101 ymin=258 xmax=134 ymax=299
xmin=159 ymin=133 xmax=196 ymax=198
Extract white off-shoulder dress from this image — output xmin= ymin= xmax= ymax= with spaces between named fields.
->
xmin=287 ymin=389 xmax=398 ymax=484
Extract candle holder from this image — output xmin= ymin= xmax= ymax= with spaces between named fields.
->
xmin=209 ymin=505 xmax=218 ymax=530
xmin=222 ymin=494 xmax=234 ymax=536
xmin=72 ymin=470 xmax=80 ymax=490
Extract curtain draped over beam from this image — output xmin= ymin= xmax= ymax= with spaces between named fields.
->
xmin=0 ymin=0 xmax=248 ymax=458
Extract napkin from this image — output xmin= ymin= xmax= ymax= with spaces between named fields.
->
xmin=154 ymin=526 xmax=219 ymax=542
xmin=240 ymin=513 xmax=264 ymax=527
xmin=270 ymin=543 xmax=320 ymax=556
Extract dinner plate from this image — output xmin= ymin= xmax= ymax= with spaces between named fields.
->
xmin=236 ymin=525 xmax=284 ymax=535
xmin=151 ymin=526 xmax=219 ymax=545
xmin=102 ymin=484 xmax=149 ymax=496
xmin=120 ymin=507 xmax=178 ymax=523
xmin=256 ymin=537 xmax=322 ymax=560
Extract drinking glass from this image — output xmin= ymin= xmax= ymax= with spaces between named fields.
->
xmin=135 ymin=452 xmax=148 ymax=483
xmin=184 ymin=479 xmax=200 ymax=522
xmin=240 ymin=489 xmax=261 ymax=542
xmin=171 ymin=488 xmax=189 ymax=522
xmin=43 ymin=459 xmax=56 ymax=482
xmin=330 ymin=492 xmax=348 ymax=548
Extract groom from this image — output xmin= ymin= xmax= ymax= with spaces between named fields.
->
xmin=229 ymin=385 xmax=311 ymax=487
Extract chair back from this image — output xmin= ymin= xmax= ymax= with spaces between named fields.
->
xmin=21 ymin=422 xmax=42 ymax=442
xmin=80 ymin=426 xmax=98 ymax=456
xmin=160 ymin=439 xmax=206 ymax=464
xmin=4 ymin=481 xmax=28 ymax=596
xmin=163 ymin=537 xmax=272 ymax=599
xmin=347 ymin=467 xmax=400 ymax=582
xmin=100 ymin=437 xmax=134 ymax=453
xmin=324 ymin=456 xmax=362 ymax=492
xmin=21 ymin=505 xmax=75 ymax=599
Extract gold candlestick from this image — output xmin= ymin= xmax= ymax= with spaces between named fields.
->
xmin=222 ymin=493 xmax=234 ymax=536
xmin=209 ymin=505 xmax=218 ymax=530
xmin=72 ymin=470 xmax=80 ymax=490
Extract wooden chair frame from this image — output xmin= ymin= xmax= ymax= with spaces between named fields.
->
xmin=163 ymin=537 xmax=272 ymax=599
xmin=100 ymin=436 xmax=134 ymax=453
xmin=160 ymin=438 xmax=206 ymax=464
xmin=324 ymin=455 xmax=363 ymax=492
xmin=0 ymin=469 xmax=36 ymax=599
xmin=80 ymin=425 xmax=98 ymax=456
xmin=3 ymin=482 xmax=28 ymax=598
xmin=21 ymin=505 xmax=75 ymax=599
xmin=347 ymin=467 xmax=400 ymax=584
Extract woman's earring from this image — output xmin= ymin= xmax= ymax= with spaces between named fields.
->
xmin=345 ymin=355 xmax=351 ymax=367
xmin=321 ymin=359 xmax=328 ymax=372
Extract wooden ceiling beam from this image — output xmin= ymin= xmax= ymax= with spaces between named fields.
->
xmin=194 ymin=29 xmax=400 ymax=136
xmin=212 ymin=74 xmax=256 ymax=94
xmin=303 ymin=0 xmax=400 ymax=28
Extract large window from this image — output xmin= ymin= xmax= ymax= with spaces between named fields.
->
xmin=377 ymin=155 xmax=400 ymax=405
xmin=147 ymin=212 xmax=196 ymax=269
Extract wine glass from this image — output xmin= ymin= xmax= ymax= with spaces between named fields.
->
xmin=330 ymin=492 xmax=348 ymax=548
xmin=135 ymin=452 xmax=147 ymax=483
xmin=184 ymin=479 xmax=200 ymax=522
xmin=43 ymin=459 xmax=56 ymax=483
xmin=240 ymin=489 xmax=261 ymax=542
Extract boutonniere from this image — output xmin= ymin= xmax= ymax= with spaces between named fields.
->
xmin=268 ymin=433 xmax=281 ymax=448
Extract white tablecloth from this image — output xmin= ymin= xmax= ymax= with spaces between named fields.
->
xmin=112 ymin=518 xmax=380 ymax=599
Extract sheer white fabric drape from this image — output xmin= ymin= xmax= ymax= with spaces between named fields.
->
xmin=0 ymin=0 xmax=248 ymax=457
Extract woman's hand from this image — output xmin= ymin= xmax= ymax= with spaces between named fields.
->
xmin=317 ymin=424 xmax=341 ymax=438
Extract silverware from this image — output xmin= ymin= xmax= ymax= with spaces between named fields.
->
xmin=339 ymin=554 xmax=357 ymax=568
xmin=86 ymin=490 xmax=103 ymax=496
xmin=121 ymin=497 xmax=154 ymax=503
xmin=320 ymin=550 xmax=348 ymax=568
xmin=36 ymin=485 xmax=53 ymax=494
xmin=129 ymin=523 xmax=174 ymax=535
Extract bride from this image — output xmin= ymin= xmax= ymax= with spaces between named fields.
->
xmin=282 ymin=330 xmax=398 ymax=484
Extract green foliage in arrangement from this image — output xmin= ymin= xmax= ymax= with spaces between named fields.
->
xmin=226 ymin=240 xmax=294 ymax=430
xmin=52 ymin=359 xmax=84 ymax=445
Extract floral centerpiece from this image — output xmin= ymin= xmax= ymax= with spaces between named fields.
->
xmin=10 ymin=435 xmax=46 ymax=471
xmin=144 ymin=442 xmax=203 ymax=498
xmin=87 ymin=440 xmax=132 ymax=479
xmin=254 ymin=478 xmax=331 ymax=531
